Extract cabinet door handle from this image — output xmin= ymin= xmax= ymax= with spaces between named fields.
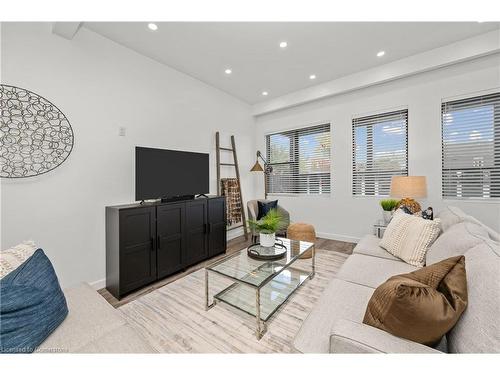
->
xmin=157 ymin=235 xmax=161 ymax=249
xmin=207 ymin=223 xmax=211 ymax=233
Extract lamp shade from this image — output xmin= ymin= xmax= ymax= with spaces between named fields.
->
xmin=250 ymin=161 xmax=264 ymax=172
xmin=390 ymin=176 xmax=427 ymax=198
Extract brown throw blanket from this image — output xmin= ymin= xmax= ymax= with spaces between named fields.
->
xmin=220 ymin=178 xmax=242 ymax=226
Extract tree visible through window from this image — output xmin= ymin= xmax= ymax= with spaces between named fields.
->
xmin=266 ymin=124 xmax=331 ymax=194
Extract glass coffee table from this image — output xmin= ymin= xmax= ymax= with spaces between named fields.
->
xmin=205 ymin=238 xmax=315 ymax=339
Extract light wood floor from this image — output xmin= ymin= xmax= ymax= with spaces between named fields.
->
xmin=98 ymin=235 xmax=354 ymax=308
xmin=119 ymin=248 xmax=350 ymax=353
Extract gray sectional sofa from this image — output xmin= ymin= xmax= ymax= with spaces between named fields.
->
xmin=293 ymin=206 xmax=500 ymax=353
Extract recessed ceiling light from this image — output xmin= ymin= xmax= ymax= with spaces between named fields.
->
xmin=262 ymin=91 xmax=269 ymax=96
xmin=279 ymin=41 xmax=288 ymax=48
xmin=309 ymin=74 xmax=316 ymax=80
xmin=224 ymin=68 xmax=232 ymax=75
xmin=377 ymin=50 xmax=385 ymax=57
xmin=148 ymin=23 xmax=158 ymax=31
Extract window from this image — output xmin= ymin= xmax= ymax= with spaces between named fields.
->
xmin=441 ymin=92 xmax=500 ymax=199
xmin=266 ymin=124 xmax=331 ymax=195
xmin=352 ymin=109 xmax=408 ymax=196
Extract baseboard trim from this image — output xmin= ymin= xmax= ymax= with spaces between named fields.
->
xmin=316 ymin=231 xmax=361 ymax=244
xmin=89 ymin=278 xmax=105 ymax=290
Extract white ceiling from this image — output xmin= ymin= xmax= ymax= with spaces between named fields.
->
xmin=84 ymin=22 xmax=500 ymax=104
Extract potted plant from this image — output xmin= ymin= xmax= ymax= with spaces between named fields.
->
xmin=379 ymin=199 xmax=400 ymax=224
xmin=248 ymin=209 xmax=286 ymax=247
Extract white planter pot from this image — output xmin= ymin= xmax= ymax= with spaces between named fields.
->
xmin=382 ymin=210 xmax=393 ymax=224
xmin=260 ymin=232 xmax=276 ymax=247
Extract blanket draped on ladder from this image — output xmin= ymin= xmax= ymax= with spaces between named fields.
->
xmin=220 ymin=178 xmax=242 ymax=226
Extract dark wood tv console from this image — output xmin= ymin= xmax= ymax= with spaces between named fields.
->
xmin=105 ymin=196 xmax=226 ymax=299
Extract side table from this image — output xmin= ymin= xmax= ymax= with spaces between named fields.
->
xmin=373 ymin=220 xmax=388 ymax=238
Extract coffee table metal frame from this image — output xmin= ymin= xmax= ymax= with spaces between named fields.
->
xmin=204 ymin=239 xmax=315 ymax=339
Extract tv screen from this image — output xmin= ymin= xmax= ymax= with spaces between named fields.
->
xmin=135 ymin=147 xmax=209 ymax=201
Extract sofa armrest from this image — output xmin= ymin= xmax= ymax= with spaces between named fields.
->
xmin=247 ymin=200 xmax=258 ymax=236
xmin=329 ymin=319 xmax=442 ymax=354
xmin=277 ymin=205 xmax=290 ymax=229
xmin=247 ymin=200 xmax=258 ymax=221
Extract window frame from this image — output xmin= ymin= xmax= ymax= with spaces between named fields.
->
xmin=351 ymin=109 xmax=409 ymax=197
xmin=441 ymin=91 xmax=500 ymax=201
xmin=265 ymin=123 xmax=331 ymax=196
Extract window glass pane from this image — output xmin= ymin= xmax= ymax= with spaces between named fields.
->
xmin=352 ymin=110 xmax=408 ymax=196
xmin=442 ymin=106 xmax=494 ymax=167
xmin=266 ymin=124 xmax=331 ymax=195
xmin=441 ymin=93 xmax=499 ymax=199
xmin=267 ymin=164 xmax=293 ymax=194
xmin=298 ymin=131 xmax=331 ymax=174
xmin=354 ymin=126 xmax=367 ymax=169
xmin=269 ymin=134 xmax=290 ymax=163
xmin=373 ymin=120 xmax=407 ymax=171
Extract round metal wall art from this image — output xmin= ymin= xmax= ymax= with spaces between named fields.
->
xmin=0 ymin=84 xmax=74 ymax=178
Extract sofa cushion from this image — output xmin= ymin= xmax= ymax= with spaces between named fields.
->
xmin=463 ymin=215 xmax=500 ymax=242
xmin=436 ymin=206 xmax=500 ymax=241
xmin=447 ymin=242 xmax=500 ymax=353
xmin=379 ymin=210 xmax=441 ymax=267
xmin=336 ymin=254 xmax=416 ymax=288
xmin=352 ymin=235 xmax=401 ymax=261
xmin=0 ymin=249 xmax=68 ymax=353
xmin=436 ymin=206 xmax=467 ymax=232
xmin=37 ymin=283 xmax=126 ymax=352
xmin=329 ymin=319 xmax=442 ymax=353
xmin=363 ymin=256 xmax=468 ymax=346
xmin=426 ymin=221 xmax=490 ymax=265
xmin=293 ymin=278 xmax=374 ymax=353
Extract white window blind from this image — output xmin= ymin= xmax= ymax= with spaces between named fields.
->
xmin=352 ymin=110 xmax=408 ymax=196
xmin=266 ymin=124 xmax=331 ymax=195
xmin=442 ymin=92 xmax=500 ymax=199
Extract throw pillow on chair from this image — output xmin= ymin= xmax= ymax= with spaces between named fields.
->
xmin=257 ymin=200 xmax=278 ymax=220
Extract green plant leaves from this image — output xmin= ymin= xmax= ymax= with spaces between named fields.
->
xmin=247 ymin=208 xmax=286 ymax=234
xmin=380 ymin=199 xmax=400 ymax=211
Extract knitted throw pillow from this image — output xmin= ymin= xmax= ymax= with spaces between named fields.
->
xmin=1 ymin=241 xmax=37 ymax=279
xmin=380 ymin=210 xmax=441 ymax=266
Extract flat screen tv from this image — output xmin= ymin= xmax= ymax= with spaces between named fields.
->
xmin=135 ymin=147 xmax=209 ymax=201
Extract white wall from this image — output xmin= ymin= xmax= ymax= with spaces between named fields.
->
xmin=0 ymin=23 xmax=256 ymax=287
xmin=255 ymin=54 xmax=500 ymax=242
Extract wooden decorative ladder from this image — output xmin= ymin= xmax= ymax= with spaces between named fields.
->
xmin=215 ymin=131 xmax=248 ymax=240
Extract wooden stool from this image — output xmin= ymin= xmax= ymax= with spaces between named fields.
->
xmin=287 ymin=222 xmax=316 ymax=259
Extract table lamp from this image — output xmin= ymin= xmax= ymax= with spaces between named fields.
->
xmin=390 ymin=176 xmax=427 ymax=213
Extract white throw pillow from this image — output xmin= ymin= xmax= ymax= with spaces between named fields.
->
xmin=380 ymin=211 xmax=441 ymax=267
xmin=0 ymin=241 xmax=37 ymax=278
